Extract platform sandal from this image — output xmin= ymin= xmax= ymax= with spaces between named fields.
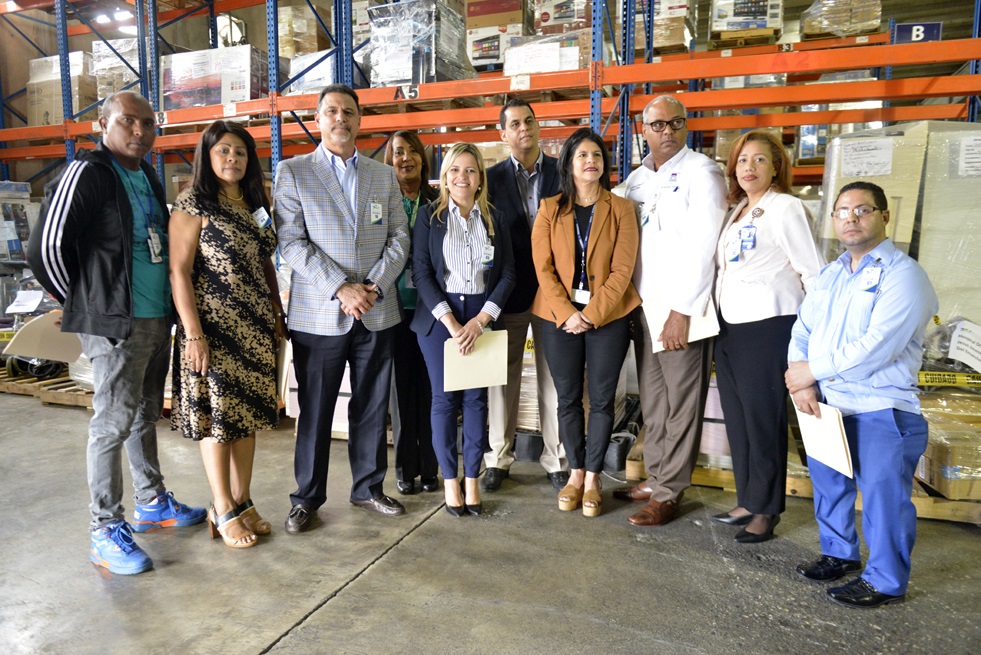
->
xmin=208 ymin=505 xmax=257 ymax=548
xmin=236 ymin=499 xmax=272 ymax=535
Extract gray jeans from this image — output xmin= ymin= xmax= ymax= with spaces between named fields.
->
xmin=80 ymin=317 xmax=172 ymax=531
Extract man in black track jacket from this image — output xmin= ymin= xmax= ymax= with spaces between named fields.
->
xmin=27 ymin=91 xmax=205 ymax=576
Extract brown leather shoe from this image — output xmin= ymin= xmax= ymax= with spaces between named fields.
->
xmin=612 ymin=482 xmax=654 ymax=503
xmin=627 ymin=498 xmax=680 ymax=526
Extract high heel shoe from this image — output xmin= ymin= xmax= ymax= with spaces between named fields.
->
xmin=464 ymin=477 xmax=481 ymax=516
xmin=735 ymin=514 xmax=781 ymax=543
xmin=208 ymin=505 xmax=257 ymax=548
xmin=557 ymin=484 xmax=583 ymax=511
xmin=582 ymin=488 xmax=603 ymax=518
xmin=444 ymin=480 xmax=465 ymax=518
xmin=236 ymin=499 xmax=272 ymax=535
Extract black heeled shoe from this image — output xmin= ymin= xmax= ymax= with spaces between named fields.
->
xmin=445 ymin=504 xmax=465 ymax=517
xmin=465 ymin=503 xmax=482 ymax=516
xmin=712 ymin=511 xmax=752 ymax=526
xmin=420 ymin=477 xmax=439 ymax=493
xmin=735 ymin=514 xmax=780 ymax=543
xmin=396 ymin=479 xmax=416 ymax=495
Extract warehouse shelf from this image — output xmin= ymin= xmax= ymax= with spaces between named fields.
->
xmin=0 ymin=2 xmax=979 ymax=186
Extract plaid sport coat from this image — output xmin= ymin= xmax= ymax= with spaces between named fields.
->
xmin=274 ymin=144 xmax=409 ymax=335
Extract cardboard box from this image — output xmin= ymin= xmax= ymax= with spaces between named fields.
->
xmin=160 ymin=45 xmax=269 ymax=111
xmin=466 ymin=0 xmax=533 ymax=29
xmin=27 ymin=52 xmax=99 ymax=126
xmin=534 ymin=0 xmax=591 ymax=35
xmin=0 ymin=202 xmax=34 ymax=263
xmin=710 ymin=0 xmax=783 ymax=33
xmin=916 ymin=421 xmax=981 ymax=501
xmin=504 ymin=29 xmax=601 ymax=76
xmin=287 ymin=48 xmax=370 ymax=94
xmin=467 ymin=23 xmax=528 ymax=66
xmin=279 ymin=0 xmax=333 ymax=59
xmin=801 ymin=0 xmax=881 ymax=37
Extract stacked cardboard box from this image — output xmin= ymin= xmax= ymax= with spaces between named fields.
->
xmin=160 ymin=45 xmax=270 ymax=111
xmin=465 ymin=0 xmax=534 ymax=67
xmin=368 ymin=0 xmax=475 ymax=87
xmin=800 ymin=0 xmax=881 ymax=38
xmin=616 ymin=0 xmax=696 ymax=55
xmin=919 ymin=391 xmax=981 ymax=501
xmin=0 ymin=182 xmax=35 ymax=264
xmin=27 ymin=52 xmax=99 ymax=127
xmin=278 ymin=0 xmax=333 ymax=59
xmin=504 ymin=28 xmax=612 ymax=76
xmin=534 ymin=0 xmax=591 ymax=35
xmin=91 ymin=39 xmax=141 ymax=100
xmin=287 ymin=49 xmax=370 ymax=95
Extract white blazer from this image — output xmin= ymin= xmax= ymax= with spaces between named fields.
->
xmin=714 ymin=189 xmax=825 ymax=324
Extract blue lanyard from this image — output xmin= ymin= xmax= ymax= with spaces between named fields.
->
xmin=575 ymin=206 xmax=594 ymax=290
xmin=112 ymin=157 xmax=156 ymax=230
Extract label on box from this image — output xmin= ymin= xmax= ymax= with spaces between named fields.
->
xmin=957 ymin=136 xmax=981 ymax=177
xmin=840 ymin=138 xmax=893 ymax=177
xmin=950 ymin=320 xmax=981 ymax=373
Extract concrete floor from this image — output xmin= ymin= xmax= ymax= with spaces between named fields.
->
xmin=0 ymin=393 xmax=978 ymax=655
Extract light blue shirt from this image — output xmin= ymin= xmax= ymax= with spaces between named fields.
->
xmin=788 ymin=238 xmax=937 ymax=416
xmin=511 ymin=151 xmax=543 ymax=226
xmin=327 ymin=146 xmax=358 ymax=216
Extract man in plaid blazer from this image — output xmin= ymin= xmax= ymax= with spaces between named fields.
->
xmin=275 ymin=84 xmax=410 ymax=533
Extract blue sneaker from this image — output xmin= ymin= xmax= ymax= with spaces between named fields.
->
xmin=132 ymin=490 xmax=207 ymax=532
xmin=90 ymin=522 xmax=153 ymax=575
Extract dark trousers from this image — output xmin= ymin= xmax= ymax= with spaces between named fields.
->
xmin=417 ymin=293 xmax=488 ymax=480
xmin=713 ymin=314 xmax=796 ymax=515
xmin=290 ymin=322 xmax=395 ymax=506
xmin=540 ymin=315 xmax=630 ymax=472
xmin=393 ymin=310 xmax=438 ymax=482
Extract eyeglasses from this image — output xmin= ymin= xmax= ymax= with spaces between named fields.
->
xmin=645 ymin=117 xmax=687 ymax=132
xmin=831 ymin=205 xmax=881 ymax=221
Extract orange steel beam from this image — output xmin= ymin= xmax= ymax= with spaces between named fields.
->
xmin=685 ymin=103 xmax=967 ymax=131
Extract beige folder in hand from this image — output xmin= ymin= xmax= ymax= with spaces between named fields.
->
xmin=643 ymin=298 xmax=720 ymax=354
xmin=794 ymin=402 xmax=853 ymax=478
xmin=442 ymin=329 xmax=508 ymax=392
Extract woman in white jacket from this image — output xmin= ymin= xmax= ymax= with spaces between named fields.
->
xmin=712 ymin=130 xmax=825 ymax=543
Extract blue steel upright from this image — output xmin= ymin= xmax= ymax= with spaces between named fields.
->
xmin=616 ymin=0 xmax=636 ymax=182
xmin=55 ymin=0 xmax=75 ymax=162
xmin=268 ymin=0 xmax=282 ymax=171
xmin=589 ymin=0 xmax=604 ymax=132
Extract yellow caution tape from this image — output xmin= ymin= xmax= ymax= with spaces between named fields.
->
xmin=918 ymin=371 xmax=981 ymax=387
xmin=0 ymin=331 xmax=14 ymax=343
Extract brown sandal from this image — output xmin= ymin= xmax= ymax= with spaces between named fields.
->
xmin=558 ymin=484 xmax=583 ymax=511
xmin=208 ymin=505 xmax=257 ymax=548
xmin=236 ymin=499 xmax=272 ymax=535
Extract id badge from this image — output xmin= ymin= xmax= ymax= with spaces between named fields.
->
xmin=370 ymin=202 xmax=384 ymax=224
xmin=861 ymin=266 xmax=881 ymax=291
xmin=480 ymin=243 xmax=495 ymax=266
xmin=572 ymin=288 xmax=591 ymax=304
xmin=253 ymin=207 xmax=272 ymax=229
xmin=739 ymin=225 xmax=757 ymax=251
xmin=725 ymin=239 xmax=741 ymax=263
xmin=147 ymin=226 xmax=164 ymax=264
xmin=641 ymin=201 xmax=657 ymax=229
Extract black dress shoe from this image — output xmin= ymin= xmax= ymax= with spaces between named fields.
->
xmin=396 ymin=479 xmax=416 ymax=495
xmin=711 ymin=511 xmax=752 ymax=526
xmin=285 ymin=504 xmax=312 ymax=533
xmin=465 ymin=503 xmax=482 ymax=516
xmin=480 ymin=467 xmax=509 ymax=492
xmin=828 ymin=577 xmax=904 ymax=608
xmin=445 ymin=504 xmax=465 ymax=517
xmin=420 ymin=477 xmax=439 ymax=493
xmin=735 ymin=514 xmax=780 ymax=543
xmin=547 ymin=471 xmax=570 ymax=491
xmin=796 ymin=555 xmax=864 ymax=582
xmin=351 ymin=495 xmax=406 ymax=516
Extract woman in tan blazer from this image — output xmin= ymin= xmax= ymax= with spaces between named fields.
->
xmin=531 ymin=128 xmax=641 ymax=517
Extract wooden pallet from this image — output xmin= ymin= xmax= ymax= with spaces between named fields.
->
xmin=0 ymin=370 xmax=69 ymax=396
xmin=801 ymin=29 xmax=881 ymax=42
xmin=710 ymin=28 xmax=781 ymax=50
xmin=37 ymin=379 xmax=94 ymax=408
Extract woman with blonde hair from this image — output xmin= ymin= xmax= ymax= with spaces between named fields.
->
xmin=411 ymin=143 xmax=516 ymax=516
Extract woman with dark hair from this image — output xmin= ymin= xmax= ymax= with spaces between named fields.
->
xmin=384 ymin=131 xmax=440 ymax=496
xmin=169 ymin=120 xmax=285 ymax=548
xmin=712 ymin=129 xmax=824 ymax=542
xmin=411 ymin=142 xmax=515 ymax=517
xmin=531 ymin=128 xmax=640 ymax=517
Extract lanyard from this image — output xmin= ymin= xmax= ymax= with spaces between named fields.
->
xmin=112 ymin=158 xmax=156 ymax=231
xmin=575 ymin=206 xmax=594 ymax=290
xmin=403 ymin=195 xmax=420 ymax=228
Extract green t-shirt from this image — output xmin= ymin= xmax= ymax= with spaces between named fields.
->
xmin=112 ymin=160 xmax=172 ymax=318
xmin=397 ymin=195 xmax=421 ymax=310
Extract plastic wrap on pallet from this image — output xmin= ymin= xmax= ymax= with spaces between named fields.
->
xmin=923 ymin=318 xmax=981 ymax=380
xmin=287 ymin=49 xmax=370 ymax=95
xmin=819 ymin=121 xmax=981 ymax=323
xmin=503 ymin=28 xmax=612 ymax=76
xmin=800 ymin=0 xmax=880 ymax=38
xmin=367 ymin=0 xmax=476 ymax=88
xmin=160 ymin=45 xmax=270 ymax=111
xmin=92 ymin=38 xmax=141 ymax=100
xmin=278 ymin=0 xmax=333 ymax=59
xmin=915 ymin=416 xmax=981 ymax=501
xmin=615 ymin=0 xmax=696 ymax=54
xmin=795 ymin=72 xmax=881 ymax=164
xmin=69 ymin=355 xmax=94 ymax=391
xmin=710 ymin=0 xmax=783 ymax=33
xmin=27 ymin=52 xmax=98 ymax=126
xmin=0 ymin=202 xmax=37 ymax=263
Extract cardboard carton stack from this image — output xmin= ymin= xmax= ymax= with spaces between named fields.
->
xmin=27 ymin=52 xmax=99 ymax=126
xmin=534 ymin=0 xmax=591 ymax=35
xmin=465 ymin=0 xmax=534 ymax=67
xmin=278 ymin=0 xmax=333 ymax=59
xmin=800 ymin=0 xmax=881 ymax=39
xmin=160 ymin=45 xmax=270 ymax=111
xmin=710 ymin=0 xmax=783 ymax=37
xmin=616 ymin=0 xmax=696 ymax=56
xmin=91 ymin=39 xmax=141 ymax=100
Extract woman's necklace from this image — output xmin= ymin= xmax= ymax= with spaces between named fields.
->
xmin=221 ymin=187 xmax=244 ymax=202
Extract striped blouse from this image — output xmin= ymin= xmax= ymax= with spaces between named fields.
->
xmin=431 ymin=199 xmax=503 ymax=322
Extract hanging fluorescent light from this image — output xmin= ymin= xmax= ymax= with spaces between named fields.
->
xmin=95 ymin=15 xmax=110 ymax=24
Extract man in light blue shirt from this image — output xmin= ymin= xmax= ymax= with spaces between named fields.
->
xmin=786 ymin=181 xmax=938 ymax=608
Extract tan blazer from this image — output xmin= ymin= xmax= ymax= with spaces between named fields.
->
xmin=531 ymin=189 xmax=641 ymax=328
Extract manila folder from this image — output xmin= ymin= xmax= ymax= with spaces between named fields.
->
xmin=794 ymin=403 xmax=853 ymax=478
xmin=643 ymin=298 xmax=720 ymax=354
xmin=443 ymin=329 xmax=508 ymax=392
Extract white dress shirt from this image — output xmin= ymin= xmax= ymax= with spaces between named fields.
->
xmin=431 ymin=199 xmax=503 ymax=322
xmin=715 ymin=189 xmax=825 ymax=324
xmin=617 ymin=146 xmax=727 ymax=317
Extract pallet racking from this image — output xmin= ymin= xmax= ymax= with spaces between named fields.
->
xmin=0 ymin=0 xmax=979 ymax=189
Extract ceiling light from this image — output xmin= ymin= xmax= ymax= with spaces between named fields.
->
xmin=119 ymin=25 xmax=139 ymax=35
xmin=95 ymin=14 xmax=110 ymax=23
xmin=114 ymin=10 xmax=133 ymax=21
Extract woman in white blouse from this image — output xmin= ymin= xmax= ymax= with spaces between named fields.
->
xmin=712 ymin=130 xmax=824 ymax=543
xmin=411 ymin=143 xmax=516 ymax=517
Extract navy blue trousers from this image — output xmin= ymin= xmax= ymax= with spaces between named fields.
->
xmin=417 ymin=293 xmax=489 ymax=480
